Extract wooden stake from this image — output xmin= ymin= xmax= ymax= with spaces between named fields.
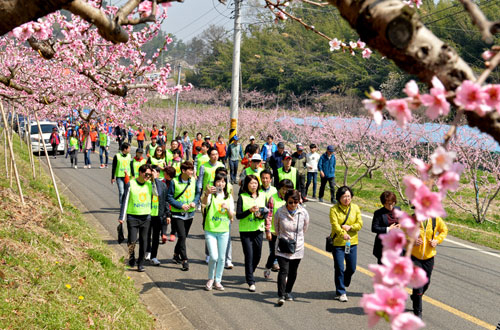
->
xmin=9 ymin=108 xmax=15 ymax=188
xmin=3 ymin=128 xmax=8 ymax=179
xmin=0 ymin=102 xmax=24 ymax=204
xmin=35 ymin=113 xmax=63 ymax=213
xmin=27 ymin=116 xmax=36 ymax=179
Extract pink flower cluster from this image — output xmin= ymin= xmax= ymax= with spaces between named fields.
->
xmin=12 ymin=19 xmax=52 ymax=42
xmin=329 ymin=38 xmax=372 ymax=58
xmin=363 ymin=77 xmax=500 ymax=128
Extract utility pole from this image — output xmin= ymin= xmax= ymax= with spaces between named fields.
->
xmin=172 ymin=64 xmax=182 ymax=139
xmin=229 ymin=0 xmax=242 ymax=144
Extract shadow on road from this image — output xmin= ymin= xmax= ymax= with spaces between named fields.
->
xmin=327 ymin=306 xmax=364 ymax=315
xmin=83 ymin=207 xmax=119 ymax=215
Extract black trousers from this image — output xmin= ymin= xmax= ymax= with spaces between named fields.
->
xmin=277 ymin=257 xmax=301 ymax=297
xmin=411 ymin=256 xmax=434 ymax=316
xmin=297 ymin=174 xmax=306 ymax=198
xmin=240 ymin=231 xmax=263 ymax=285
xmin=173 ymin=217 xmax=193 ymax=261
xmin=265 ymin=234 xmax=278 ymax=269
xmin=126 ymin=215 xmax=151 ymax=267
xmin=319 ymin=176 xmax=335 ymax=202
xmin=147 ymin=216 xmax=163 ymax=259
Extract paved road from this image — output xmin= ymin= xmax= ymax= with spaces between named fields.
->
xmin=47 ymin=146 xmax=500 ymax=330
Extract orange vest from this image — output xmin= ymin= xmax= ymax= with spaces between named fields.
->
xmin=151 ymin=129 xmax=159 ymax=139
xmin=137 ymin=130 xmax=145 ymax=141
xmin=90 ymin=131 xmax=98 ymax=142
xmin=215 ymin=142 xmax=226 ymax=157
xmin=192 ymin=139 xmax=203 ymax=155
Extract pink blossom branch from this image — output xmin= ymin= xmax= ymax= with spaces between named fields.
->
xmin=458 ymin=0 xmax=499 ymax=44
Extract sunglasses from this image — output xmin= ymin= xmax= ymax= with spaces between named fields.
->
xmin=144 ymin=173 xmax=152 ymax=178
xmin=287 ymin=200 xmax=299 ymax=205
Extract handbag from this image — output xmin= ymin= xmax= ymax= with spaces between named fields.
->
xmin=117 ymin=223 xmax=125 ymax=244
xmin=277 ymin=216 xmax=300 ymax=254
xmin=325 ymin=206 xmax=351 ymax=252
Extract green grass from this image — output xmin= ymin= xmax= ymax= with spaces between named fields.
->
xmin=0 ymin=128 xmax=154 ymax=329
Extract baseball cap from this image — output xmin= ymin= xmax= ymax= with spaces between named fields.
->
xmin=251 ymin=154 xmax=262 ymax=161
xmin=283 ymin=151 xmax=292 ymax=159
xmin=277 ymin=142 xmax=285 ymax=148
xmin=233 ymin=136 xmax=239 ymax=141
xmin=205 ymin=136 xmax=211 ymax=139
xmin=249 ymin=135 xmax=255 ymax=140
xmin=327 ymin=145 xmax=335 ymax=152
xmin=297 ymin=143 xmax=304 ymax=151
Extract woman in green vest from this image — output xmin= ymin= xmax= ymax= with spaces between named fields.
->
xmin=201 ymin=172 xmax=234 ymax=291
xmin=118 ymin=164 xmax=153 ymax=272
xmin=111 ymin=142 xmax=132 ymax=207
xmin=166 ymin=161 xmax=201 ymax=271
xmin=264 ymin=179 xmax=294 ymax=279
xmin=98 ymin=128 xmax=110 ymax=168
xmin=68 ymin=130 xmax=79 ymax=169
xmin=236 ymin=175 xmax=269 ymax=292
xmin=147 ymin=145 xmax=166 ymax=179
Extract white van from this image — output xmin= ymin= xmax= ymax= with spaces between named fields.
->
xmin=30 ymin=121 xmax=65 ymax=154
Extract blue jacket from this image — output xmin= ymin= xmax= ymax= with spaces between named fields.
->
xmin=318 ymin=153 xmax=336 ymax=178
xmin=260 ymin=142 xmax=277 ymax=161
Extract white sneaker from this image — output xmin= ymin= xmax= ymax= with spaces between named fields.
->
xmin=145 ymin=252 xmax=151 ymax=261
xmin=88 ymin=165 xmax=91 ymax=169
xmin=74 ymin=166 xmax=77 ymax=169
xmin=151 ymin=258 xmax=160 ymax=266
xmin=248 ymin=284 xmax=256 ymax=292
xmin=339 ymin=294 xmax=348 ymax=302
xmin=278 ymin=296 xmax=285 ymax=306
xmin=205 ymin=255 xmax=210 ymax=264
xmin=264 ymin=269 xmax=271 ymax=279
xmin=205 ymin=279 xmax=214 ymax=291
xmin=225 ymin=262 xmax=234 ymax=269
xmin=83 ymin=165 xmax=88 ymax=169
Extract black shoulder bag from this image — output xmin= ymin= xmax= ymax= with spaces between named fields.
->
xmin=325 ymin=206 xmax=351 ymax=252
xmin=277 ymin=216 xmax=300 ymax=254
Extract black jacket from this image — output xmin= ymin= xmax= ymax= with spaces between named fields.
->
xmin=371 ymin=206 xmax=400 ymax=260
xmin=154 ymin=178 xmax=171 ymax=220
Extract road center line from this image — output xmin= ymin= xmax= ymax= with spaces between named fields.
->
xmin=304 ymin=242 xmax=496 ymax=330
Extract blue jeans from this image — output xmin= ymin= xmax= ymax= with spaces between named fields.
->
xmin=306 ymin=172 xmax=318 ymax=197
xmin=205 ymin=231 xmax=230 ymax=283
xmin=333 ymin=245 xmax=357 ymax=295
xmin=116 ymin=177 xmax=128 ymax=206
xmin=84 ymin=149 xmax=91 ymax=165
xmin=229 ymin=160 xmax=239 ymax=183
xmin=225 ymin=223 xmax=232 ymax=266
xmin=99 ymin=146 xmax=109 ymax=165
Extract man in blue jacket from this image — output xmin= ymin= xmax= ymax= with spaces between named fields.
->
xmin=317 ymin=145 xmax=336 ymax=203
xmin=260 ymin=135 xmax=277 ymax=164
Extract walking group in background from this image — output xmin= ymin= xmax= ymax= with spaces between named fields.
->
xmin=82 ymin=123 xmax=447 ymax=317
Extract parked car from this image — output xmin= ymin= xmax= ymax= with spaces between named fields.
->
xmin=30 ymin=121 xmax=65 ymax=155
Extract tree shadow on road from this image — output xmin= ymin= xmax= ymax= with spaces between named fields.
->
xmin=83 ymin=207 xmax=119 ymax=214
xmin=300 ymin=291 xmax=364 ymax=301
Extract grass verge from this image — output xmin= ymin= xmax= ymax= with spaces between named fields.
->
xmin=0 ymin=129 xmax=154 ymax=329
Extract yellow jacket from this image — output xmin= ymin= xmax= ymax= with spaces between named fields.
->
xmin=330 ymin=203 xmax=363 ymax=246
xmin=411 ymin=217 xmax=448 ymax=260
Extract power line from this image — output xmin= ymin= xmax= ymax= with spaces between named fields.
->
xmin=170 ymin=6 xmax=218 ymax=35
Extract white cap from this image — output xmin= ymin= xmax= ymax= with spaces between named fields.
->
xmin=251 ymin=154 xmax=262 ymax=161
xmin=249 ymin=135 xmax=255 ymax=140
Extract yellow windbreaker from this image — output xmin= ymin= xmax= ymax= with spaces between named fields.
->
xmin=411 ymin=217 xmax=448 ymax=260
xmin=330 ymin=203 xmax=363 ymax=246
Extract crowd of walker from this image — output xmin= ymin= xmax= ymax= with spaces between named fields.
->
xmin=54 ymin=121 xmax=448 ymax=316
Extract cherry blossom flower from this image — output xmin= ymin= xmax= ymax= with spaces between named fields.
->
xmin=411 ymin=158 xmax=430 ymax=180
xmin=360 ymin=285 xmax=407 ymax=324
xmin=403 ymin=0 xmax=423 ymax=8
xmin=412 ymin=184 xmax=447 ymax=221
xmin=481 ymin=50 xmax=495 ymax=61
xmin=430 ymin=146 xmax=456 ymax=175
xmin=138 ymin=1 xmax=153 ymax=17
xmin=404 ymin=80 xmax=419 ymax=98
xmin=349 ymin=41 xmax=357 ymax=49
xmin=362 ymin=48 xmax=372 ymax=59
xmin=363 ymin=90 xmax=385 ymax=125
xmin=386 ymin=99 xmax=412 ymax=127
xmin=380 ymin=229 xmax=406 ymax=254
xmin=436 ymin=162 xmax=464 ymax=193
xmin=403 ymin=175 xmax=424 ymax=200
xmin=329 ymin=38 xmax=342 ymax=51
xmin=409 ymin=265 xmax=428 ymax=288
xmin=482 ymin=84 xmax=500 ymax=113
xmin=394 ymin=209 xmax=419 ymax=239
xmin=454 ymin=80 xmax=491 ymax=116
xmin=420 ymin=76 xmax=450 ymax=120
xmin=391 ymin=312 xmax=425 ymax=330
xmin=357 ymin=39 xmax=366 ymax=49
xmin=381 ymin=250 xmax=414 ymax=286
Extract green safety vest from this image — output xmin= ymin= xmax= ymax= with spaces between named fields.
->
xmin=170 ymin=177 xmax=196 ymax=213
xmin=172 ymin=160 xmax=181 ymax=175
xmin=132 ymin=158 xmax=147 ymax=178
xmin=196 ymin=153 xmax=210 ymax=174
xmin=245 ymin=167 xmax=263 ymax=184
xmin=69 ymin=137 xmax=79 ymax=149
xmin=202 ymin=161 xmax=224 ymax=191
xmin=260 ymin=186 xmax=278 ymax=203
xmin=99 ymin=132 xmax=107 ymax=146
xmin=150 ymin=157 xmax=166 ymax=179
xmin=270 ymin=192 xmax=286 ymax=234
xmin=204 ymin=194 xmax=232 ymax=233
xmin=148 ymin=144 xmax=158 ymax=157
xmin=277 ymin=167 xmax=297 ymax=188
xmin=126 ymin=179 xmax=152 ymax=216
xmin=115 ymin=153 xmax=131 ymax=178
xmin=151 ymin=194 xmax=159 ymax=217
xmin=239 ymin=192 xmax=266 ymax=232
xmin=165 ymin=149 xmax=174 ymax=164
